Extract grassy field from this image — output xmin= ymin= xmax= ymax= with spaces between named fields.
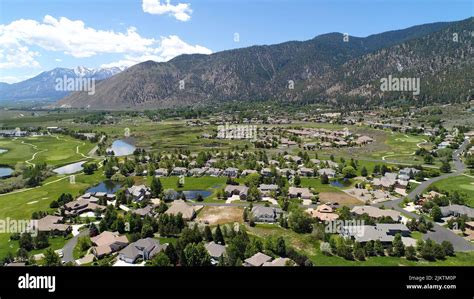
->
xmin=430 ymin=175 xmax=474 ymax=207
xmin=0 ymin=170 xmax=105 ymax=260
xmin=312 ymin=131 xmax=436 ymax=167
xmin=96 ymin=118 xmax=254 ymax=152
xmin=247 ymin=224 xmax=474 ymax=266
xmin=0 ymin=135 xmax=95 ymax=168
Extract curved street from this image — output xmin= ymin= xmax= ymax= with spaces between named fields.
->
xmin=374 ymin=139 xmax=473 ymax=252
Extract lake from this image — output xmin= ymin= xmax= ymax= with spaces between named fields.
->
xmin=108 ymin=140 xmax=136 ymax=157
xmin=0 ymin=167 xmax=13 ymax=178
xmin=53 ymin=161 xmax=86 ymax=175
xmin=87 ymin=181 xmax=122 ymax=194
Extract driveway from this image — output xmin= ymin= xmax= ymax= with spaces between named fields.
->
xmin=62 ymin=228 xmax=90 ymax=264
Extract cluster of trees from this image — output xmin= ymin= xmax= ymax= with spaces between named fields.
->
xmin=23 ymin=163 xmax=49 ymax=187
xmin=8 ymin=231 xmax=51 ymax=264
xmin=157 ymin=213 xmax=185 ymax=236
xmin=149 ymin=224 xmax=311 ymax=267
xmin=446 ymin=214 xmax=471 ymax=232
xmin=49 ymin=193 xmax=74 ymax=209
xmin=406 ymin=217 xmax=434 ymax=233
xmin=83 ymin=162 xmax=98 ymax=175
xmin=414 ymin=239 xmax=454 ymax=261
xmin=288 ymin=208 xmax=313 ymax=233
xmin=322 ymin=233 xmax=454 ymax=262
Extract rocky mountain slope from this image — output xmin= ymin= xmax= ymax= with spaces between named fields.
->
xmin=58 ymin=18 xmax=472 ymax=109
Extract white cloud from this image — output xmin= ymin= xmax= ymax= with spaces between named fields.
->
xmin=142 ymin=0 xmax=192 ymax=22
xmin=101 ymin=35 xmax=212 ymax=68
xmin=0 ymin=74 xmax=36 ymax=84
xmin=0 ymin=15 xmax=211 ymax=70
xmin=0 ymin=15 xmax=155 ymax=60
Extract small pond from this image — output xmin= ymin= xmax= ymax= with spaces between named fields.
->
xmin=86 ymin=180 xmax=122 ymax=194
xmin=108 ymin=140 xmax=136 ymax=157
xmin=0 ymin=167 xmax=13 ymax=178
xmin=53 ymin=161 xmax=86 ymax=175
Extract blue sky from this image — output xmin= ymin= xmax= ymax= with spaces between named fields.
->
xmin=0 ymin=0 xmax=472 ymax=83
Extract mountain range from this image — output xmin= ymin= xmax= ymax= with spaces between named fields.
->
xmin=0 ymin=66 xmax=126 ymax=104
xmin=6 ymin=18 xmax=473 ymax=109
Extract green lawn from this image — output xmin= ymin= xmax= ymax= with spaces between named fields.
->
xmin=0 ymin=135 xmax=95 ymax=168
xmin=300 ymin=178 xmax=344 ymax=193
xmin=430 ymin=175 xmax=474 ymax=207
xmin=0 ymin=170 xmax=104 ymax=260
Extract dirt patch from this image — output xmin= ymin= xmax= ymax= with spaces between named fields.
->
xmin=319 ymin=192 xmax=363 ymax=206
xmin=196 ymin=206 xmax=244 ymax=225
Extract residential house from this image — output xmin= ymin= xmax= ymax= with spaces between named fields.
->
xmin=350 ymin=206 xmax=401 ymax=222
xmin=63 ymin=199 xmax=106 ymax=217
xmin=342 ymin=223 xmax=410 ymax=245
xmin=119 ymin=238 xmax=167 ymax=264
xmin=263 ymin=257 xmax=294 ymax=267
xmin=244 ymin=252 xmax=272 ymax=267
xmin=32 ymin=215 xmax=71 ymax=235
xmin=204 ymin=241 xmax=226 ymax=264
xmin=223 ymin=167 xmax=239 ymax=178
xmin=132 ymin=205 xmax=155 ymax=218
xmin=171 ymin=167 xmax=187 ymax=176
xmin=189 ymin=168 xmax=207 ymax=177
xmin=251 ymin=206 xmax=283 ymax=223
xmin=318 ymin=168 xmax=335 ymax=178
xmin=440 ymin=205 xmax=474 ymax=218
xmin=258 ymin=184 xmax=279 ymax=196
xmin=206 ymin=168 xmax=223 ymax=177
xmin=298 ymin=167 xmax=314 ymax=177
xmin=126 ymin=185 xmax=151 ymax=202
xmin=164 ymin=200 xmax=197 ymax=220
xmin=91 ymin=231 xmax=129 ymax=258
xmin=154 ymin=168 xmax=168 ymax=177
xmin=288 ymin=187 xmax=313 ymax=200
xmin=306 ymin=204 xmax=339 ymax=222
xmin=399 ymin=167 xmax=420 ymax=178
xmin=224 ymin=185 xmax=249 ymax=200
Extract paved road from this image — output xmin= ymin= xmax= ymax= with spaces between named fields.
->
xmin=374 ymin=139 xmax=473 ymax=252
xmin=62 ymin=229 xmax=90 ymax=264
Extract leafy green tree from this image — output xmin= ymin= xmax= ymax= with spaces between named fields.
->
xmin=294 ymin=175 xmax=301 ymax=186
xmin=430 ymin=205 xmax=442 ymax=222
xmin=441 ymin=241 xmax=454 ymax=256
xmin=150 ymin=177 xmax=163 ymax=197
xmin=151 ymin=251 xmax=172 ymax=266
xmin=320 ymin=173 xmax=329 ymax=184
xmin=374 ymin=240 xmax=384 ymax=256
xmin=247 ymin=185 xmax=262 ymax=202
xmin=214 ymin=225 xmax=225 ymax=245
xmin=16 ymin=248 xmax=29 ymax=262
xmin=275 ymin=237 xmax=286 ymax=257
xmin=342 ymin=166 xmax=357 ymax=178
xmin=204 ymin=226 xmax=213 ymax=242
xmin=440 ymin=161 xmax=451 ymax=173
xmin=392 ymin=233 xmax=405 ymax=257
xmin=183 ymin=243 xmax=211 ymax=266
xmin=43 ymin=248 xmax=61 ymax=266
xmin=405 ymin=246 xmax=417 ymax=261
xmin=360 ymin=166 xmax=368 ymax=177
xmin=288 ymin=208 xmax=313 ymax=233
xmin=19 ymin=233 xmax=33 ymax=251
